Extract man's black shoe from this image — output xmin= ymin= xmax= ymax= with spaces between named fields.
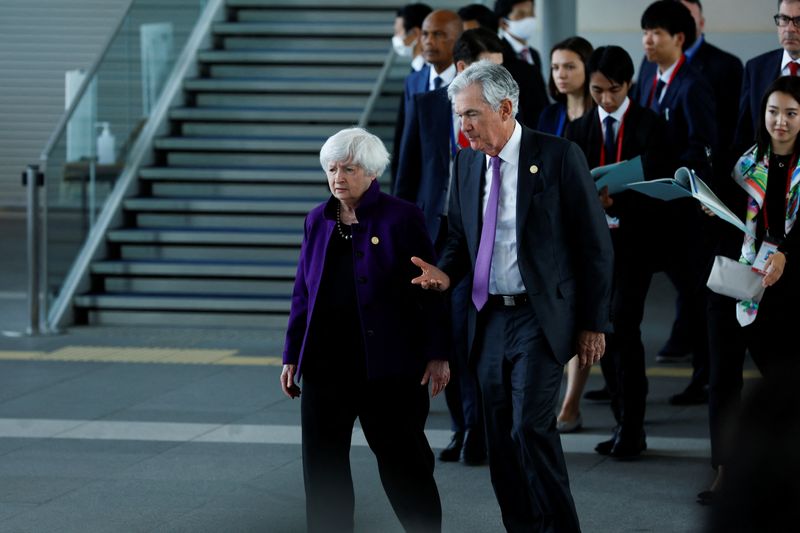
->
xmin=583 ymin=387 xmax=611 ymax=402
xmin=669 ymin=387 xmax=709 ymax=406
xmin=461 ymin=428 xmax=487 ymax=466
xmin=609 ymin=431 xmax=647 ymax=459
xmin=438 ymin=432 xmax=464 ymax=462
xmin=595 ymin=437 xmax=616 ymax=456
xmin=696 ymin=490 xmax=714 ymax=505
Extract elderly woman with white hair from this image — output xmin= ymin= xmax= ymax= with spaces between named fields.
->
xmin=281 ymin=127 xmax=450 ymax=533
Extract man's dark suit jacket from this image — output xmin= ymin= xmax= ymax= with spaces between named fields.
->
xmin=634 ymin=59 xmax=717 ymax=182
xmin=501 ymin=38 xmax=550 ymax=129
xmin=565 ymin=101 xmax=669 ymax=227
xmin=393 ymin=86 xmax=451 ymax=242
xmin=438 ymin=125 xmax=614 ymax=364
xmin=687 ymin=39 xmax=743 ymax=154
xmin=734 ymin=48 xmax=783 ymax=151
xmin=391 ymin=65 xmax=431 ymax=180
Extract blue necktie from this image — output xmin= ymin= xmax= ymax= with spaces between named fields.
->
xmin=603 ymin=116 xmax=617 ymax=163
xmin=433 ymin=76 xmax=443 ymax=90
xmin=651 ymin=79 xmax=666 ymax=112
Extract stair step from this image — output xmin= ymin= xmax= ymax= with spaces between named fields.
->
xmin=211 ymin=22 xmax=391 ymax=38
xmin=220 ymin=37 xmax=387 ymax=52
xmin=149 ymin=182 xmax=327 ymax=198
xmin=170 ymin=106 xmax=368 ymax=123
xmin=122 ymin=197 xmax=319 ymax=214
xmin=194 ymin=93 xmax=401 ymax=109
xmin=179 ymin=123 xmax=393 ymax=139
xmin=154 ymin=136 xmax=327 ymax=153
xmin=107 ymin=228 xmax=303 ymax=246
xmin=84 ymin=310 xmax=288 ymax=328
xmin=184 ymin=77 xmax=377 ymax=94
xmin=230 ymin=5 xmax=394 ymax=23
xmin=140 ymin=166 xmax=322 ymax=183
xmin=197 ymin=49 xmax=387 ymax=65
xmin=74 ymin=293 xmax=291 ymax=312
xmin=135 ymin=213 xmax=305 ymax=230
xmin=119 ymin=244 xmax=300 ymax=262
xmin=102 ymin=277 xmax=294 ymax=295
xmin=91 ymin=260 xmax=297 ymax=278
xmin=206 ymin=63 xmax=380 ymax=78
xmin=165 ymin=152 xmax=326 ymax=168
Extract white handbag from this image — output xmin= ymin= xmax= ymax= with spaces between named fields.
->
xmin=706 ymin=255 xmax=766 ymax=302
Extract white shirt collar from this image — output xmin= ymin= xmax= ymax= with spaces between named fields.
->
xmin=428 ymin=63 xmax=456 ymax=90
xmin=500 ymin=29 xmax=527 ymax=54
xmin=486 ymin=121 xmax=522 ymax=169
xmin=411 ymin=54 xmax=426 ymax=72
xmin=782 ymin=49 xmax=800 ymax=72
xmin=658 ymin=57 xmax=681 ymax=82
xmin=597 ymin=96 xmax=630 ymax=124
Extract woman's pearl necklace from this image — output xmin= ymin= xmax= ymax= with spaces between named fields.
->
xmin=336 ymin=203 xmax=352 ymax=240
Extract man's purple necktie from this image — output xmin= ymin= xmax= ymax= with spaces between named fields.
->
xmin=472 ymin=155 xmax=502 ymax=311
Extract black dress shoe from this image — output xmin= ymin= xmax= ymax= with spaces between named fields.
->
xmin=609 ymin=431 xmax=647 ymax=459
xmin=594 ymin=437 xmax=616 ymax=456
xmin=669 ymin=387 xmax=709 ymax=406
xmin=583 ymin=387 xmax=611 ymax=402
xmin=438 ymin=432 xmax=464 ymax=462
xmin=595 ymin=427 xmax=620 ymax=455
xmin=696 ymin=490 xmax=714 ymax=505
xmin=461 ymin=428 xmax=487 ymax=466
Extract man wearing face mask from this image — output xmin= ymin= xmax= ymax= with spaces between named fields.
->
xmin=495 ymin=0 xmax=543 ymax=76
xmin=393 ymin=3 xmax=432 ymax=73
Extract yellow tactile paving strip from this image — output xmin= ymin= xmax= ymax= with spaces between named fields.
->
xmin=0 ymin=347 xmax=281 ymax=366
xmin=0 ymin=347 xmax=761 ymax=378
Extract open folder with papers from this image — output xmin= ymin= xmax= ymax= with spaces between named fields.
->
xmin=626 ymin=167 xmax=754 ymax=238
xmin=590 ymin=156 xmax=644 ymax=195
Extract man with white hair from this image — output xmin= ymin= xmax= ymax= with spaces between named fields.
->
xmin=412 ymin=61 xmax=613 ymax=532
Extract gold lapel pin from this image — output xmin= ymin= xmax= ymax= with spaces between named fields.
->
xmin=371 ymin=236 xmax=380 ymax=245
xmin=530 ymin=165 xmax=539 ymax=174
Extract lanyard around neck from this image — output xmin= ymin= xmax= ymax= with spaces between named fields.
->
xmin=647 ymin=54 xmax=685 ymax=108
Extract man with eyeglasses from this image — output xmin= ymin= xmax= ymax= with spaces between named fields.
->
xmin=734 ymin=0 xmax=800 ymax=150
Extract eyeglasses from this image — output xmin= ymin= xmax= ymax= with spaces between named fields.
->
xmin=774 ymin=14 xmax=800 ymax=28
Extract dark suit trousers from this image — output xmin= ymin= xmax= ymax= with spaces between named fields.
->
xmin=475 ymin=304 xmax=581 ymax=533
xmin=301 ymin=373 xmax=441 ymax=533
xmin=614 ymin=205 xmax=709 ymax=435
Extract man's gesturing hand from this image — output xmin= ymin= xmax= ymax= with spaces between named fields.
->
xmin=410 ymin=256 xmax=451 ymax=291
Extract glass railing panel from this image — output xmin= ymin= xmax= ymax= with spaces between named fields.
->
xmin=40 ymin=0 xmax=208 ymax=312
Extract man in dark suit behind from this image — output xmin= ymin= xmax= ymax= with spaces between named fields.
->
xmin=457 ymin=3 xmax=548 ymax=127
xmin=392 ymin=9 xmax=461 ymax=182
xmin=734 ymin=0 xmax=800 ymax=151
xmin=412 ymin=61 xmax=613 ymax=533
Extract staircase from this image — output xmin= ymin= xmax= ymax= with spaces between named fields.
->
xmin=73 ymin=0 xmax=403 ymax=327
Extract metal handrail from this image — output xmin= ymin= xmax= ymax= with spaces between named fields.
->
xmin=38 ymin=0 xmax=135 ymax=164
xmin=358 ymin=47 xmax=397 ymax=128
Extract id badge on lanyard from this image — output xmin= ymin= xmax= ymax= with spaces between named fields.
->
xmin=752 ymin=238 xmax=779 ymax=274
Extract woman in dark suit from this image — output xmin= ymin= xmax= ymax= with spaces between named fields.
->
xmin=537 ymin=36 xmax=594 ymax=136
xmin=566 ymin=45 xmax=669 ymax=457
xmin=281 ymin=127 xmax=450 ymax=532
xmin=700 ymin=76 xmax=800 ymax=505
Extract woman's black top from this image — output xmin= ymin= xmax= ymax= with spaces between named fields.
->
xmin=762 ymin=153 xmax=792 ymax=243
xmin=301 ymin=224 xmax=366 ymax=379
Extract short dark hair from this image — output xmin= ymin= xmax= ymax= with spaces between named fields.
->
xmin=548 ymin=36 xmax=594 ymax=104
xmin=397 ymin=3 xmax=433 ymax=33
xmin=756 ymin=76 xmax=800 ymax=157
xmin=457 ymin=4 xmax=500 ymax=32
xmin=587 ymin=46 xmax=635 ymax=86
xmin=641 ymin=0 xmax=697 ymax=51
xmin=493 ymin=0 xmax=532 ymax=19
xmin=453 ymin=28 xmax=505 ymax=65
